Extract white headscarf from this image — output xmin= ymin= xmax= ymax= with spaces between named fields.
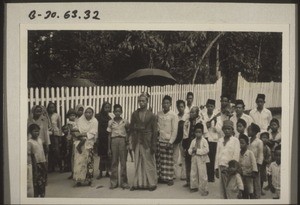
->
xmin=76 ymin=106 xmax=98 ymax=145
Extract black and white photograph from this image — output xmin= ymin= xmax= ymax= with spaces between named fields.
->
xmin=4 ymin=2 xmax=297 ymax=205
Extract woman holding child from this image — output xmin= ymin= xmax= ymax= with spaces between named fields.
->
xmin=72 ymin=106 xmax=98 ymax=186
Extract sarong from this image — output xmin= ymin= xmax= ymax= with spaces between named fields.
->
xmin=156 ymin=141 xmax=174 ymax=181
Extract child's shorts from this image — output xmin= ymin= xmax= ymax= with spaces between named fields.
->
xmin=242 ymin=176 xmax=254 ymax=194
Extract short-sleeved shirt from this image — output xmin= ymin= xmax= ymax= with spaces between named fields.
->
xmin=249 ymin=108 xmax=272 ymax=132
xmin=215 ymin=136 xmax=240 ymax=168
xmin=239 ymin=149 xmax=258 ymax=176
xmin=107 ymin=118 xmax=129 ymax=138
xmin=269 ymin=161 xmax=280 ymax=190
xmin=28 ymin=138 xmax=46 ymax=163
xmin=248 ymin=136 xmax=264 ymax=165
xmin=226 ymin=173 xmax=244 ymax=199
xmin=230 ymin=113 xmax=253 ymax=135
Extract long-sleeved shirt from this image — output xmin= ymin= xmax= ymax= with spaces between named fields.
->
xmin=239 ymin=149 xmax=258 ymax=176
xmin=248 ymin=136 xmax=264 ymax=165
xmin=249 ymin=108 xmax=272 ymax=132
xmin=201 ymin=109 xmax=219 ymax=142
xmin=230 ymin=113 xmax=253 ymax=135
xmin=188 ymin=137 xmax=210 ymax=163
xmin=215 ymin=113 xmax=230 ymax=138
xmin=183 ymin=116 xmax=208 ymax=140
xmin=157 ymin=110 xmax=178 ymax=144
xmin=215 ymin=136 xmax=240 ymax=168
xmin=184 ymin=103 xmax=195 ymax=116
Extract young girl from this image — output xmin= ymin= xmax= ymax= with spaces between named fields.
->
xmin=28 ymin=124 xmax=47 ymax=197
xmin=239 ymin=134 xmax=258 ymax=199
xmin=107 ymin=104 xmax=130 ymax=189
xmin=225 ymin=160 xmax=244 ymax=199
xmin=188 ymin=123 xmax=209 ymax=196
xmin=47 ymin=102 xmax=62 ymax=172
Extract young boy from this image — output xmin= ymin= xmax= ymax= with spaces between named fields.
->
xmin=235 ymin=118 xmax=247 ymax=138
xmin=247 ymin=123 xmax=264 ymax=199
xmin=28 ymin=124 xmax=47 ymax=197
xmin=174 ymin=100 xmax=189 ymax=180
xmin=185 ymin=92 xmax=195 ymax=116
xmin=107 ymin=104 xmax=130 ymax=189
xmin=225 ymin=160 xmax=244 ymax=199
xmin=230 ymin=100 xmax=253 ymax=135
xmin=249 ymin=94 xmax=272 ymax=132
xmin=269 ymin=145 xmax=281 ymax=199
xmin=239 ymin=134 xmax=258 ymax=199
xmin=260 ymin=132 xmax=272 ymax=196
xmin=157 ymin=95 xmax=178 ymax=186
xmin=268 ymin=118 xmax=281 ymax=152
xmin=67 ymin=108 xmax=85 ymax=154
xmin=215 ymin=120 xmax=240 ymax=199
xmin=188 ymin=123 xmax=209 ymax=196
xmin=60 ymin=125 xmax=73 ymax=173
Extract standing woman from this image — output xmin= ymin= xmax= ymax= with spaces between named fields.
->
xmin=130 ymin=92 xmax=158 ymax=191
xmin=73 ymin=106 xmax=98 ymax=186
xmin=47 ymin=102 xmax=62 ymax=172
xmin=95 ymin=102 xmax=113 ymax=179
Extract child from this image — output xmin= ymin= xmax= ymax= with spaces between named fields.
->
xmin=259 ymin=132 xmax=272 ymax=195
xmin=268 ymin=118 xmax=281 ymax=152
xmin=156 ymin=95 xmax=178 ymax=186
xmin=67 ymin=108 xmax=84 ymax=154
xmin=188 ymin=123 xmax=209 ymax=196
xmin=235 ymin=118 xmax=247 ymax=138
xmin=28 ymin=124 xmax=47 ymax=197
xmin=225 ymin=160 xmax=244 ymax=199
xmin=239 ymin=134 xmax=258 ymax=199
xmin=60 ymin=125 xmax=73 ymax=173
xmin=107 ymin=104 xmax=130 ymax=189
xmin=247 ymin=123 xmax=264 ymax=199
xmin=269 ymin=145 xmax=281 ymax=199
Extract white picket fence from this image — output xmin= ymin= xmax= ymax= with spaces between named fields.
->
xmin=28 ymin=77 xmax=223 ymax=124
xmin=236 ymin=73 xmax=282 ymax=110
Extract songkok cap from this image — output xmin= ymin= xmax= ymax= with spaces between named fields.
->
xmin=235 ymin=99 xmax=245 ymax=106
xmin=194 ymin=123 xmax=204 ymax=131
xmin=223 ymin=120 xmax=234 ymax=129
xmin=206 ymin=99 xmax=216 ymax=106
xmin=256 ymin=94 xmax=265 ymax=101
xmin=249 ymin=123 xmax=261 ymax=134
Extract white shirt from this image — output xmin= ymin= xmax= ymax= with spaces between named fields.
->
xmin=215 ymin=113 xmax=230 ymax=138
xmin=178 ymin=113 xmax=189 ymax=122
xmin=157 ymin=110 xmax=178 ymax=144
xmin=183 ymin=116 xmax=208 ymax=139
xmin=201 ymin=109 xmax=220 ymax=142
xmin=269 ymin=161 xmax=281 ymax=190
xmin=28 ymin=138 xmax=46 ymax=163
xmin=188 ymin=137 xmax=210 ymax=163
xmin=248 ymin=136 xmax=264 ymax=165
xmin=249 ymin=108 xmax=272 ymax=132
xmin=184 ymin=103 xmax=195 ymax=116
xmin=230 ymin=113 xmax=253 ymax=135
xmin=215 ymin=136 xmax=240 ymax=168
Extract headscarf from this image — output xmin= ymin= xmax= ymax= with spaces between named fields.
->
xmin=77 ymin=106 xmax=98 ymax=139
xmin=96 ymin=102 xmax=112 ymax=136
xmin=75 ymin=104 xmax=85 ymax=117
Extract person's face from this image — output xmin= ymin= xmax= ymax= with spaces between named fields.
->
xmin=270 ymin=122 xmax=279 ymax=132
xmin=261 ymin=135 xmax=269 ymax=145
xmin=186 ymin=95 xmax=193 ymax=105
xmin=236 ymin=123 xmax=245 ymax=134
xmin=113 ymin=108 xmax=122 ymax=117
xmin=138 ymin=96 xmax=148 ymax=109
xmin=239 ymin=138 xmax=247 ymax=150
xmin=195 ymin=128 xmax=203 ymax=138
xmin=34 ymin=107 xmax=42 ymax=118
xmin=274 ymin=150 xmax=281 ymax=164
xmin=206 ymin=104 xmax=215 ymax=113
xmin=162 ymin=99 xmax=171 ymax=111
xmin=177 ymin=103 xmax=185 ymax=114
xmin=228 ymin=165 xmax=237 ymax=175
xmin=31 ymin=128 xmax=40 ymax=139
xmin=221 ymin=97 xmax=229 ymax=108
xmin=235 ymin=104 xmax=244 ymax=115
xmin=104 ymin=104 xmax=111 ymax=113
xmin=222 ymin=126 xmax=233 ymax=137
xmin=62 ymin=127 xmax=69 ymax=135
xmin=189 ymin=108 xmax=198 ymax=119
xmin=69 ymin=114 xmax=76 ymax=121
xmin=48 ymin=103 xmax=56 ymax=114
xmin=256 ymin=98 xmax=265 ymax=109
xmin=84 ymin=108 xmax=93 ymax=120
xmin=247 ymin=127 xmax=255 ymax=137
xmin=77 ymin=107 xmax=84 ymax=117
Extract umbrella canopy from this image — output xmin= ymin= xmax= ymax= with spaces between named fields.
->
xmin=47 ymin=76 xmax=96 ymax=87
xmin=123 ymin=68 xmax=177 ymax=86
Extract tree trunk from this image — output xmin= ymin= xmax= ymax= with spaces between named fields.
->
xmin=192 ymin=32 xmax=225 ymax=84
xmin=216 ymin=43 xmax=221 ymax=79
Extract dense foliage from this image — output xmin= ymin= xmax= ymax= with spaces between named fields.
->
xmin=28 ymin=30 xmax=282 ymax=89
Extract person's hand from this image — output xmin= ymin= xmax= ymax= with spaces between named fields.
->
xmin=215 ymin=169 xmax=219 ymax=178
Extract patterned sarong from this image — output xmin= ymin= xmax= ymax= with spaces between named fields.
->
xmin=156 ymin=141 xmax=174 ymax=181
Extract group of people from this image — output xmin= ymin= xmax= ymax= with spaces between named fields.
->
xmin=27 ymin=91 xmax=281 ymax=200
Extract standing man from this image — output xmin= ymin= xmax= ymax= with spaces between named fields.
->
xmin=184 ymin=92 xmax=195 ymax=116
xmin=215 ymin=120 xmax=240 ymax=199
xmin=182 ymin=106 xmax=207 ymax=189
xmin=130 ymin=92 xmax=158 ymax=191
xmin=156 ymin=95 xmax=178 ymax=186
xmin=249 ymin=94 xmax=272 ymax=132
xmin=230 ymin=99 xmax=253 ymax=135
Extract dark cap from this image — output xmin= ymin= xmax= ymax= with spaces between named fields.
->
xmin=206 ymin=99 xmax=216 ymax=106
xmin=249 ymin=123 xmax=261 ymax=134
xmin=256 ymin=94 xmax=266 ymax=101
xmin=239 ymin=133 xmax=249 ymax=145
xmin=235 ymin=99 xmax=245 ymax=106
xmin=194 ymin=123 xmax=204 ymax=131
xmin=237 ymin=118 xmax=247 ymax=127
